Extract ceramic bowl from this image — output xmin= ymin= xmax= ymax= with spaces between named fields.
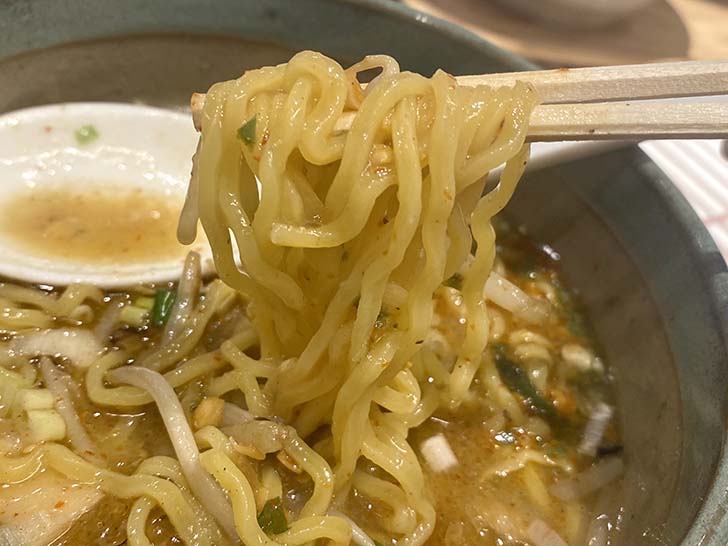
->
xmin=0 ymin=1 xmax=726 ymax=544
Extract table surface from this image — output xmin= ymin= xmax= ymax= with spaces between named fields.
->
xmin=404 ymin=0 xmax=728 ymax=67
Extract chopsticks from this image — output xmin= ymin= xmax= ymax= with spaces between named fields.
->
xmin=457 ymin=60 xmax=728 ymax=104
xmin=529 ymin=101 xmax=728 ymax=141
xmin=191 ymin=60 xmax=728 ymax=141
xmin=463 ymin=60 xmax=728 ymax=141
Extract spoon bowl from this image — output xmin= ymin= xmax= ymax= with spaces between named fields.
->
xmin=0 ymin=102 xmax=212 ymax=288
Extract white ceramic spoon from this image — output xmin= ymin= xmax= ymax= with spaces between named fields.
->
xmin=0 ymin=102 xmax=212 ymax=288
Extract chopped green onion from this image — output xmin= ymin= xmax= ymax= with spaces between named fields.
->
xmin=133 ymin=296 xmax=155 ymax=310
xmin=257 ymin=497 xmax=288 ymax=534
xmin=151 ymin=289 xmax=176 ymax=327
xmin=443 ymin=273 xmax=463 ymax=290
xmin=16 ymin=388 xmax=55 ymax=411
xmin=74 ymin=124 xmax=99 ymax=145
xmin=27 ymin=408 xmax=66 ymax=443
xmin=551 ymin=278 xmax=590 ymax=339
xmin=491 ymin=345 xmax=558 ymax=419
xmin=120 ymin=305 xmax=149 ymax=328
xmin=597 ymin=444 xmax=623 ymax=457
xmin=237 ymin=115 xmax=257 ymax=147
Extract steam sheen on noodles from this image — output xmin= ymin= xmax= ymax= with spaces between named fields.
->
xmin=0 ymin=52 xmax=625 ymax=546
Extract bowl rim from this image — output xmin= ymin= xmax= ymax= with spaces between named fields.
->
xmin=338 ymin=0 xmax=538 ymax=72
xmin=649 ymin=154 xmax=728 ymax=546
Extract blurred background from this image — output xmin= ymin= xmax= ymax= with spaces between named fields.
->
xmin=403 ymin=0 xmax=728 ymax=68
xmin=403 ymin=0 xmax=728 ymax=261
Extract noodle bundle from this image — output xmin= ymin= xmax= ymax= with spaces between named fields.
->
xmin=177 ymin=50 xmax=537 ymax=544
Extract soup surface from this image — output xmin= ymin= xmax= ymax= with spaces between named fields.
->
xmin=0 ymin=187 xmax=185 ymax=264
xmin=0 ymin=221 xmax=622 ymax=546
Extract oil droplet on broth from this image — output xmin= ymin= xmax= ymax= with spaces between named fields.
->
xmin=0 ymin=187 xmax=188 ymax=264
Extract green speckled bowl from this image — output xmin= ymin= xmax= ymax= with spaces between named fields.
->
xmin=0 ymin=1 xmax=726 ymax=544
